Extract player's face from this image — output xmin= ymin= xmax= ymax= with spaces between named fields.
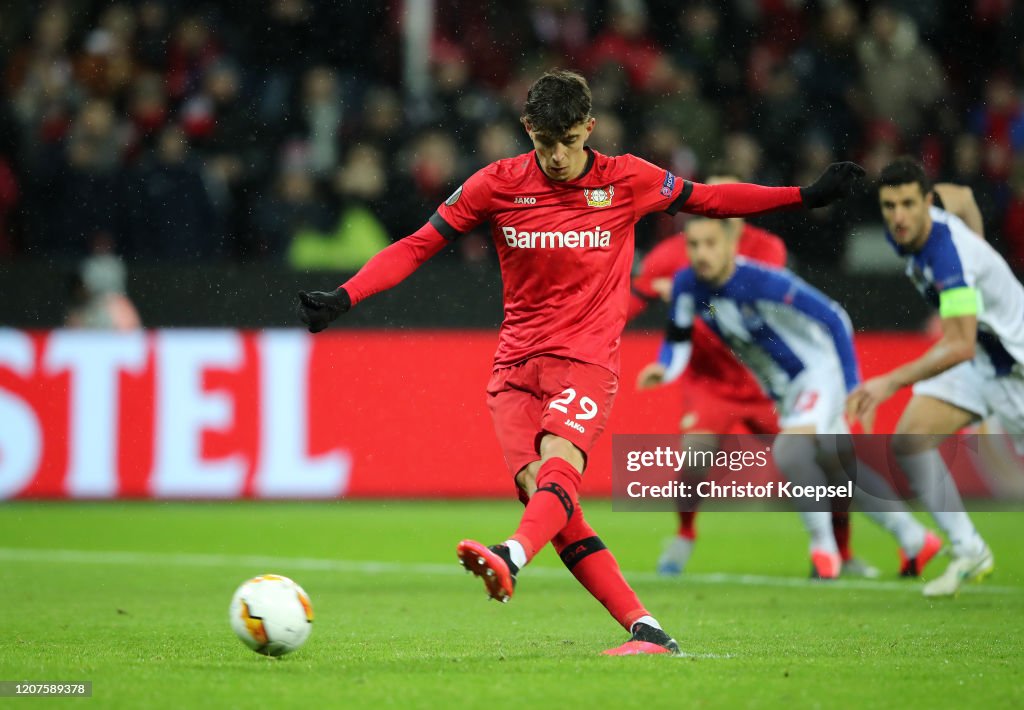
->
xmin=686 ymin=220 xmax=738 ymax=285
xmin=879 ymin=183 xmax=933 ymax=251
xmin=524 ymin=118 xmax=596 ymax=181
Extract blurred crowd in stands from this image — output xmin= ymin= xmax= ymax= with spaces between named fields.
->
xmin=1 ymin=0 xmax=1023 ymax=274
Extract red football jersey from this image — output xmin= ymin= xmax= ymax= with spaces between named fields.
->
xmin=343 ymin=147 xmax=801 ymax=376
xmin=632 ymin=224 xmax=787 ymax=401
xmin=433 ymin=149 xmax=687 ymax=375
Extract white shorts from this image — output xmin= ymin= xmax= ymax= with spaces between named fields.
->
xmin=778 ymin=367 xmax=848 ymax=434
xmin=913 ymin=361 xmax=1024 ymax=450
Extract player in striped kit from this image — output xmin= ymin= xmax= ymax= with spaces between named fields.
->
xmin=640 ymin=215 xmax=941 ymax=578
xmin=848 ymin=158 xmax=1024 ymax=596
xmin=631 ymin=180 xmax=876 ymax=578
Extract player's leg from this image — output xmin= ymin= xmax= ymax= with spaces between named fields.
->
xmin=775 ymin=374 xmax=854 ymax=578
xmin=457 ymin=362 xmax=543 ymax=602
xmin=657 ymin=384 xmax=737 ymax=576
xmin=895 ymin=380 xmax=994 ymax=596
xmin=658 ymin=430 xmax=718 ymax=576
xmin=523 ymin=359 xmax=679 ymax=652
xmin=459 ymin=358 xmax=679 ymax=654
xmin=815 ymin=429 xmax=934 ymax=577
xmin=980 ymin=369 xmax=1024 ymax=456
xmin=773 ymin=426 xmax=842 ymax=578
xmin=521 ymin=436 xmax=678 ymax=655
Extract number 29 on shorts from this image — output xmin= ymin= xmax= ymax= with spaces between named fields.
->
xmin=547 ymin=388 xmax=598 ymax=420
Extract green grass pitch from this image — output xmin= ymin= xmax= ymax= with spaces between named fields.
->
xmin=1 ymin=501 xmax=1022 ymax=708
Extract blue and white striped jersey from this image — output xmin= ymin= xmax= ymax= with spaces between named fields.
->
xmin=886 ymin=206 xmax=1024 ymax=375
xmin=658 ymin=258 xmax=860 ymax=400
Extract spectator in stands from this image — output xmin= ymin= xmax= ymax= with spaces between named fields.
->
xmin=945 ymin=133 xmax=1002 ymax=245
xmin=7 ymin=4 xmax=79 ymax=165
xmin=183 ymin=58 xmax=266 ymax=254
xmin=165 ymin=13 xmax=221 ymax=102
xmin=300 ymin=65 xmax=344 ymax=178
xmin=587 ymin=0 xmax=664 ymax=93
xmin=0 ymin=0 xmax=1019 ymax=275
xmin=246 ymin=0 xmax=318 ymax=127
xmin=122 ymin=124 xmax=217 ymax=260
xmin=126 ymin=71 xmax=168 ymax=157
xmin=41 ymin=99 xmax=125 ymax=257
xmin=356 ymin=85 xmax=404 ymax=167
xmin=135 ymin=0 xmax=171 ymax=70
xmin=286 ymin=143 xmax=392 ymax=271
xmin=76 ymin=2 xmax=138 ymax=101
xmin=392 ymin=130 xmax=465 ymax=239
xmin=792 ymin=0 xmax=863 ymax=154
xmin=473 ymin=121 xmax=525 ymax=168
xmin=250 ymin=148 xmax=333 ymax=261
xmin=526 ymin=0 xmax=589 ymax=62
xmin=641 ymin=61 xmax=720 ymax=167
xmin=857 ymin=5 xmax=945 ymax=141
xmin=672 ymin=2 xmax=728 ymax=97
xmin=750 ymin=64 xmax=807 ymax=177
xmin=969 ymin=74 xmax=1024 ymax=183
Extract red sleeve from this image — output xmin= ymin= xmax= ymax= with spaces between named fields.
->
xmin=626 ymin=154 xmax=685 ymax=219
xmin=341 ymin=222 xmax=448 ymax=306
xmin=668 ymin=181 xmax=802 ymax=218
xmin=428 ymin=167 xmax=493 ymax=239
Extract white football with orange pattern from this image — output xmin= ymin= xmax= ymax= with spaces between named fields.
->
xmin=229 ymin=574 xmax=313 ymax=656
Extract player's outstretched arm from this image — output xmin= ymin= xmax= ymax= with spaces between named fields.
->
xmin=678 ymin=162 xmax=865 ymax=218
xmin=296 ymin=221 xmax=448 ymax=333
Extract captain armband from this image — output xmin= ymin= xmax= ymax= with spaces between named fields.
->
xmin=939 ymin=286 xmax=980 ymax=318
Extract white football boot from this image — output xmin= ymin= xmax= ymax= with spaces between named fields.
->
xmin=922 ymin=544 xmax=994 ymax=597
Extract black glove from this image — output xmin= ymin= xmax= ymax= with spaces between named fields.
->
xmin=800 ymin=162 xmax=866 ymax=208
xmin=297 ymin=288 xmax=351 ymax=333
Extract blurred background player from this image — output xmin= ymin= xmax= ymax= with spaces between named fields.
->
xmin=297 ymin=69 xmax=864 ymax=653
xmin=849 ymin=158 xmax=1024 ymax=596
xmin=639 ymin=215 xmax=940 ymax=579
xmin=631 ymin=172 xmax=875 ymax=577
xmin=65 ymin=231 xmax=141 ymax=330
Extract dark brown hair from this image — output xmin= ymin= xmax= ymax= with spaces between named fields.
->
xmin=521 ymin=69 xmax=592 ymax=137
xmin=879 ymin=157 xmax=932 ymax=195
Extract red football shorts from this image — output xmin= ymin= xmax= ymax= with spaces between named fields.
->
xmin=677 ymin=380 xmax=779 ymax=435
xmin=487 ymin=355 xmax=618 ymax=476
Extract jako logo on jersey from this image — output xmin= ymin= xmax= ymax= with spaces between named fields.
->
xmin=584 ymin=185 xmax=614 ymax=207
xmin=514 ymin=196 xmax=537 ymax=205
xmin=564 ymin=418 xmax=585 ymax=433
xmin=501 ymin=226 xmax=611 ymax=249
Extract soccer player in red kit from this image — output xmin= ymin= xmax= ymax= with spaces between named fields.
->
xmin=297 ymin=70 xmax=863 ymax=656
xmin=631 ymin=191 xmax=875 ymax=578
